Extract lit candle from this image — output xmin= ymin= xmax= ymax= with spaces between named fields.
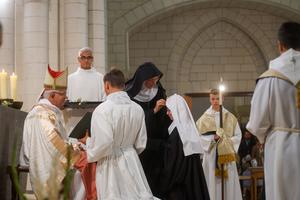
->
xmin=0 ymin=69 xmax=8 ymax=99
xmin=10 ymin=72 xmax=17 ymax=100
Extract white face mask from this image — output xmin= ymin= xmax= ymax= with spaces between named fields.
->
xmin=133 ymin=83 xmax=158 ymax=102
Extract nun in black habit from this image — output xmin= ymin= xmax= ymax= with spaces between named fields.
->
xmin=125 ymin=62 xmax=171 ymax=198
xmin=126 ymin=63 xmax=210 ymax=200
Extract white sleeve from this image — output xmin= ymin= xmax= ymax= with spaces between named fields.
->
xmin=199 ymin=134 xmax=215 ymax=153
xmin=86 ymin=110 xmax=113 ymax=163
xmin=231 ymin=122 xmax=242 ymax=152
xmin=134 ymin=113 xmax=147 ymax=154
xmin=246 ymin=79 xmax=271 ymax=143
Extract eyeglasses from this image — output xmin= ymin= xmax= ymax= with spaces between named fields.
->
xmin=79 ymin=56 xmax=93 ymax=60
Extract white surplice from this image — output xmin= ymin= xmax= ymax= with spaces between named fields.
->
xmin=247 ymin=49 xmax=300 ymax=200
xmin=67 ymin=67 xmax=105 ymax=102
xmin=86 ymin=91 xmax=155 ymax=200
xmin=196 ymin=107 xmax=242 ymax=200
xmin=19 ymin=99 xmax=76 ymax=192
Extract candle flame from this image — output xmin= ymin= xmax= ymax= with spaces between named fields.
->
xmin=219 ymin=84 xmax=225 ymax=92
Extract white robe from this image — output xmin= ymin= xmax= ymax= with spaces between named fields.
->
xmin=196 ymin=107 xmax=242 ymax=200
xmin=247 ymin=49 xmax=300 ymax=200
xmin=19 ymin=99 xmax=72 ymax=193
xmin=67 ymin=67 xmax=105 ymax=102
xmin=86 ymin=91 xmax=155 ymax=200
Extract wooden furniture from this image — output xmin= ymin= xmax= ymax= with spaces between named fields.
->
xmin=249 ymin=167 xmax=264 ymax=200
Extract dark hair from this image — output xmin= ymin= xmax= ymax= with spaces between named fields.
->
xmin=104 ymin=69 xmax=125 ymax=89
xmin=210 ymin=88 xmax=219 ymax=95
xmin=278 ymin=21 xmax=300 ymax=49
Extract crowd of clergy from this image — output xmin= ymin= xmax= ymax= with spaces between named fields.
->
xmin=18 ymin=20 xmax=300 ymax=200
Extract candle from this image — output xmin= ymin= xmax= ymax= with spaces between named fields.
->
xmin=10 ymin=72 xmax=17 ymax=100
xmin=219 ymin=79 xmax=225 ymax=105
xmin=0 ymin=69 xmax=8 ymax=99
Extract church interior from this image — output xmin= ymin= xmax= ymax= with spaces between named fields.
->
xmin=1 ymin=0 xmax=299 ymax=199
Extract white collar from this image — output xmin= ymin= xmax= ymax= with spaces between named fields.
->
xmin=269 ymin=48 xmax=300 ymax=85
xmin=107 ymin=91 xmax=131 ymax=104
xmin=77 ymin=67 xmax=96 ymax=73
xmin=205 ymin=106 xmax=229 ymax=115
xmin=133 ymin=84 xmax=158 ymax=102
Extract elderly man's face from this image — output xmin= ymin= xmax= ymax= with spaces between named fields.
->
xmin=51 ymin=90 xmax=67 ymax=109
xmin=78 ymin=51 xmax=93 ymax=70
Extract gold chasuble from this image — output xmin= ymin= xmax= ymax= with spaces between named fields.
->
xmin=197 ymin=111 xmax=238 ymax=178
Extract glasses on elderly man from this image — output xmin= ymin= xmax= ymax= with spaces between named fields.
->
xmin=79 ymin=56 xmax=93 ymax=60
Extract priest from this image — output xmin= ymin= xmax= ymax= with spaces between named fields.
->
xmin=196 ymin=89 xmax=242 ymax=200
xmin=67 ymin=47 xmax=105 ymax=102
xmin=19 ymin=66 xmax=81 ymax=198
xmin=247 ymin=21 xmax=300 ymax=200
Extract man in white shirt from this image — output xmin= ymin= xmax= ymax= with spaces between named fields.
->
xmin=247 ymin=21 xmax=300 ymax=200
xmin=65 ymin=47 xmax=105 ymax=135
xmin=67 ymin=47 xmax=105 ymax=102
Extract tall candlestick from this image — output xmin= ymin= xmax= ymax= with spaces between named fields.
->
xmin=0 ymin=69 xmax=8 ymax=99
xmin=10 ymin=72 xmax=17 ymax=100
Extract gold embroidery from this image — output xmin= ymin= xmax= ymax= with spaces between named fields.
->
xmin=258 ymin=69 xmax=300 ymax=109
xmin=258 ymin=69 xmax=293 ymax=85
xmin=48 ymin=129 xmax=80 ymax=167
xmin=197 ymin=111 xmax=238 ymax=178
xmin=197 ymin=112 xmax=237 ymax=138
xmin=272 ymin=127 xmax=300 ymax=133
xmin=33 ymin=104 xmax=80 ymax=166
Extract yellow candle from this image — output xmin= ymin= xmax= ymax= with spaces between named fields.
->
xmin=0 ymin=69 xmax=8 ymax=99
xmin=10 ymin=72 xmax=17 ymax=100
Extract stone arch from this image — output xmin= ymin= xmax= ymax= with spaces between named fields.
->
xmin=165 ymin=8 xmax=273 ymax=92
xmin=175 ymin=20 xmax=265 ymax=93
xmin=110 ymin=0 xmax=300 ymax=74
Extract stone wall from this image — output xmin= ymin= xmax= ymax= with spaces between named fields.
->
xmin=107 ymin=0 xmax=300 ymax=95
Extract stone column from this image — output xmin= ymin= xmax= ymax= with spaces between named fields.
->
xmin=48 ymin=0 xmax=59 ymax=69
xmin=88 ymin=0 xmax=106 ymax=74
xmin=64 ymin=0 xmax=88 ymax=73
xmin=0 ymin=0 xmax=15 ymax=81
xmin=22 ymin=0 xmax=48 ymax=111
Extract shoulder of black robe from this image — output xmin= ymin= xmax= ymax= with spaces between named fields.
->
xmin=160 ymin=127 xmax=210 ymax=200
xmin=125 ymin=62 xmax=163 ymax=98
